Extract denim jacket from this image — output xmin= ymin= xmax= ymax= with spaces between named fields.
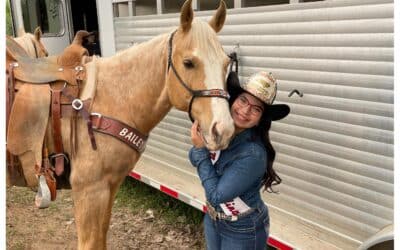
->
xmin=189 ymin=128 xmax=267 ymax=212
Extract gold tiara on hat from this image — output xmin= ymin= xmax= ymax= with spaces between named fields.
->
xmin=240 ymin=71 xmax=277 ymax=105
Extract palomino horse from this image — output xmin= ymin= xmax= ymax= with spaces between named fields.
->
xmin=14 ymin=27 xmax=48 ymax=58
xmin=69 ymin=2 xmax=233 ymax=248
xmin=8 ymin=0 xmax=234 ymax=249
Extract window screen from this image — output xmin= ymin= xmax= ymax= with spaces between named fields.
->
xmin=21 ymin=0 xmax=62 ymax=34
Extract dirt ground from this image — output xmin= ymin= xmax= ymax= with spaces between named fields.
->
xmin=6 ymin=186 xmax=205 ymax=250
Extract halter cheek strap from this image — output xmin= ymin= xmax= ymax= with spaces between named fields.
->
xmin=167 ymin=30 xmax=230 ymax=122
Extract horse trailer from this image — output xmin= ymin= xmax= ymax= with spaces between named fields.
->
xmin=9 ymin=0 xmax=394 ymax=249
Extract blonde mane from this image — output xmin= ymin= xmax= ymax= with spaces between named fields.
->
xmin=190 ymin=19 xmax=226 ymax=62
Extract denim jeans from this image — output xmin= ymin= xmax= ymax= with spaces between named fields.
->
xmin=203 ymin=204 xmax=269 ymax=250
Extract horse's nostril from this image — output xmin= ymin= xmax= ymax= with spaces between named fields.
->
xmin=211 ymin=122 xmax=222 ymax=145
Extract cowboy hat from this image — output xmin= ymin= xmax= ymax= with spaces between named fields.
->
xmin=227 ymin=71 xmax=290 ymax=121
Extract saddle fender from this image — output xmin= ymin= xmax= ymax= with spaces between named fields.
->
xmin=7 ymin=83 xmax=51 ymax=186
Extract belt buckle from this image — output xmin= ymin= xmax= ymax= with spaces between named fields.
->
xmin=230 ymin=215 xmax=238 ymax=222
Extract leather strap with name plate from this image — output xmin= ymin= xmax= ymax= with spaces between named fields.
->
xmin=61 ymin=99 xmax=147 ymax=153
xmin=90 ymin=114 xmax=147 ymax=153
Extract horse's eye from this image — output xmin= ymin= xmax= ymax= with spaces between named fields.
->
xmin=183 ymin=59 xmax=194 ymax=69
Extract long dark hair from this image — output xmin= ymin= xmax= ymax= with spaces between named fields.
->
xmin=255 ymin=111 xmax=282 ymax=193
xmin=228 ymin=85 xmax=282 ymax=193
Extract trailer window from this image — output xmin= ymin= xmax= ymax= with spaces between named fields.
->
xmin=243 ymin=0 xmax=289 ymax=7
xmin=113 ymin=0 xmax=156 ymax=17
xmin=163 ymin=0 xmax=185 ymax=14
xmin=200 ymin=0 xmax=234 ymax=10
xmin=21 ymin=0 xmax=62 ymax=35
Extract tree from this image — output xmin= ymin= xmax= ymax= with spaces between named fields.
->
xmin=6 ymin=0 xmax=14 ymax=36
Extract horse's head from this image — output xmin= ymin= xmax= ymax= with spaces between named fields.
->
xmin=15 ymin=26 xmax=48 ymax=58
xmin=31 ymin=27 xmax=49 ymax=57
xmin=166 ymin=0 xmax=234 ymax=151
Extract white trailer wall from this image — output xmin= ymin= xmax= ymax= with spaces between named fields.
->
xmin=113 ymin=0 xmax=394 ymax=249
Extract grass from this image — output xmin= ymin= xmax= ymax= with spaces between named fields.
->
xmin=115 ymin=177 xmax=204 ymax=225
xmin=6 ymin=187 xmax=36 ymax=205
xmin=116 ymin=177 xmax=278 ymax=249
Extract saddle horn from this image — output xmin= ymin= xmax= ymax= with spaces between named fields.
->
xmin=72 ymin=30 xmax=91 ymax=45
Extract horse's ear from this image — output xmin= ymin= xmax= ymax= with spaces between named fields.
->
xmin=17 ymin=27 xmax=26 ymax=37
xmin=34 ymin=27 xmax=42 ymax=41
xmin=209 ymin=1 xmax=226 ymax=33
xmin=180 ymin=0 xmax=193 ymax=33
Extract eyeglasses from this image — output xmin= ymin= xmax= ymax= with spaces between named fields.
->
xmin=236 ymin=95 xmax=264 ymax=116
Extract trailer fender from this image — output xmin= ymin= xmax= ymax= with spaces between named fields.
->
xmin=358 ymin=224 xmax=393 ymax=250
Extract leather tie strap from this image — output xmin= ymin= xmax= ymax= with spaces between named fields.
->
xmin=51 ymin=90 xmax=65 ymax=176
xmin=90 ymin=114 xmax=147 ymax=153
xmin=79 ymin=106 xmax=97 ymax=150
xmin=63 ymin=94 xmax=97 ymax=150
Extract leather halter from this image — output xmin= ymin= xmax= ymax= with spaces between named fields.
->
xmin=167 ymin=30 xmax=230 ymax=122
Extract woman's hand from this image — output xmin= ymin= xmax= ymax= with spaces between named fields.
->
xmin=191 ymin=120 xmax=205 ymax=148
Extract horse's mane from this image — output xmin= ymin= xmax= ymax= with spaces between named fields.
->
xmin=115 ymin=33 xmax=168 ymax=58
xmin=114 ymin=19 xmax=224 ymax=62
xmin=189 ymin=19 xmax=226 ymax=61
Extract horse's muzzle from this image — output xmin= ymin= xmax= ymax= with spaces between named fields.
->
xmin=203 ymin=119 xmax=234 ymax=151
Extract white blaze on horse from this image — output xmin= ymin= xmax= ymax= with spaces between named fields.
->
xmin=14 ymin=27 xmax=48 ymax=58
xmin=7 ymin=0 xmax=234 ymax=249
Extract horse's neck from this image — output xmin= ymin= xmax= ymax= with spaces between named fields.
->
xmin=93 ymin=35 xmax=172 ymax=135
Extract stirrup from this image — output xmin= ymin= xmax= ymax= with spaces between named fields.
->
xmin=35 ymin=175 xmax=51 ymax=208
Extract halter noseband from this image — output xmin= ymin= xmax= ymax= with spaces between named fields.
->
xmin=167 ymin=30 xmax=230 ymax=122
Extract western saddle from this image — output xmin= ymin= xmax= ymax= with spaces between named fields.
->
xmin=6 ymin=30 xmax=148 ymax=208
xmin=6 ymin=31 xmax=92 ymax=207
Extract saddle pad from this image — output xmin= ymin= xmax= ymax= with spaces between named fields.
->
xmin=7 ymin=83 xmax=51 ymax=167
xmin=80 ymin=56 xmax=97 ymax=102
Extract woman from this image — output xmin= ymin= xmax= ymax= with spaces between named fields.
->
xmin=189 ymin=71 xmax=290 ymax=250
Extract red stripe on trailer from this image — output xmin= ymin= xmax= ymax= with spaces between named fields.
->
xmin=268 ymin=237 xmax=293 ymax=250
xmin=129 ymin=172 xmax=141 ymax=180
xmin=160 ymin=185 xmax=178 ymax=198
xmin=128 ymin=172 xmax=294 ymax=250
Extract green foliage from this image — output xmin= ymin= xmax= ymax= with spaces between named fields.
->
xmin=6 ymin=0 xmax=14 ymax=36
xmin=115 ymin=177 xmax=204 ymax=225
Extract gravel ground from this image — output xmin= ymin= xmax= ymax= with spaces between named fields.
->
xmin=6 ymin=186 xmax=205 ymax=249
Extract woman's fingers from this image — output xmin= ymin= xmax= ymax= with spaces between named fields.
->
xmin=191 ymin=120 xmax=204 ymax=148
xmin=191 ymin=120 xmax=199 ymax=138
